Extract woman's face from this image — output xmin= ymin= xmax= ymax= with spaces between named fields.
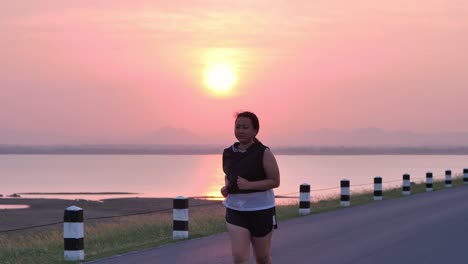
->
xmin=234 ymin=116 xmax=257 ymax=144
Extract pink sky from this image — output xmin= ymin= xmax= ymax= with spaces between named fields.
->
xmin=1 ymin=1 xmax=467 ymax=145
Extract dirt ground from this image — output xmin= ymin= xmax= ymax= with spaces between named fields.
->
xmin=0 ymin=197 xmax=221 ymax=231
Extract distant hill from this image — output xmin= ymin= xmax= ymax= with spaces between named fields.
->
xmin=1 ymin=144 xmax=468 ymax=155
xmin=2 ymin=127 xmax=468 ymax=148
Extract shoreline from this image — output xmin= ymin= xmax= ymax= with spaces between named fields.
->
xmin=0 ymin=197 xmax=221 ymax=231
xmin=2 ymin=145 xmax=468 ymax=155
xmin=0 ymin=192 xmax=142 ymax=200
xmin=16 ymin=192 xmax=138 ymax=195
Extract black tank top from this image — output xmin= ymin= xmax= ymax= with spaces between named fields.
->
xmin=222 ymin=140 xmax=268 ymax=194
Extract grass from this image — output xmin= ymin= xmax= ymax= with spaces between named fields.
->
xmin=0 ymin=176 xmax=466 ymax=264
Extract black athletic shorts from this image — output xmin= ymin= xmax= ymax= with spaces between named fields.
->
xmin=225 ymin=207 xmax=278 ymax=237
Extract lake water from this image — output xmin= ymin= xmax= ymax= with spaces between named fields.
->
xmin=0 ymin=204 xmax=30 ymax=209
xmin=0 ymin=155 xmax=467 ymax=201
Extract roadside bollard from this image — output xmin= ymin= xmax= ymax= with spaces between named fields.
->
xmin=299 ymin=183 xmax=311 ymax=215
xmin=426 ymin=172 xmax=433 ymax=192
xmin=340 ymin=179 xmax=350 ymax=207
xmin=374 ymin=177 xmax=383 ymax=201
xmin=173 ymin=196 xmax=189 ymax=240
xmin=464 ymin=169 xmax=468 ymax=184
xmin=445 ymin=170 xmax=452 ymax=188
xmin=402 ymin=174 xmax=411 ymax=195
xmin=64 ymin=206 xmax=84 ymax=261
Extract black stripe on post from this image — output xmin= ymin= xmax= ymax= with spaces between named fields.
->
xmin=340 ymin=195 xmax=350 ymax=201
xmin=300 ymin=185 xmax=310 ymax=192
xmin=374 ymin=177 xmax=382 ymax=184
xmin=340 ymin=180 xmax=350 ymax=187
xmin=173 ymin=199 xmax=188 ymax=209
xmin=173 ymin=220 xmax=189 ymax=231
xmin=64 ymin=238 xmax=84 ymax=251
xmin=64 ymin=210 xmax=83 ymax=222
xmin=374 ymin=190 xmax=382 ymax=196
xmin=445 ymin=170 xmax=452 ymax=176
xmin=403 ymin=174 xmax=410 ymax=180
xmin=299 ymin=201 xmax=310 ymax=209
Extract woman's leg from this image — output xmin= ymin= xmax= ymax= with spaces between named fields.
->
xmin=251 ymin=231 xmax=273 ymax=264
xmin=226 ymin=222 xmax=251 ymax=264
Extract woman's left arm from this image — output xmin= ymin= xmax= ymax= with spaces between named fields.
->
xmin=237 ymin=148 xmax=280 ymax=191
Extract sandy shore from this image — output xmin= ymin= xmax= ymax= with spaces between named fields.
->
xmin=0 ymin=197 xmax=221 ymax=231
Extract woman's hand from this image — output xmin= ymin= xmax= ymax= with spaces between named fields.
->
xmin=220 ymin=186 xmax=228 ymax=197
xmin=221 ymin=177 xmax=230 ymax=197
xmin=237 ymin=176 xmax=251 ymax=190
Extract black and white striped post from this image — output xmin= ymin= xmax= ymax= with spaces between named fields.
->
xmin=173 ymin=196 xmax=189 ymax=240
xmin=340 ymin=179 xmax=350 ymax=207
xmin=64 ymin=206 xmax=84 ymax=261
xmin=374 ymin=177 xmax=383 ymax=201
xmin=426 ymin=172 xmax=433 ymax=192
xmin=299 ymin=183 xmax=311 ymax=215
xmin=445 ymin=170 xmax=452 ymax=188
xmin=402 ymin=174 xmax=411 ymax=196
xmin=464 ymin=168 xmax=468 ymax=184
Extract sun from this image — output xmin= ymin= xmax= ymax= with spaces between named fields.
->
xmin=204 ymin=63 xmax=237 ymax=95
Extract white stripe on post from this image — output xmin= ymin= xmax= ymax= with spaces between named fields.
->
xmin=464 ymin=168 xmax=468 ymax=184
xmin=445 ymin=170 xmax=452 ymax=188
xmin=340 ymin=179 xmax=350 ymax=207
xmin=426 ymin=172 xmax=433 ymax=192
xmin=374 ymin=177 xmax=383 ymax=201
xmin=402 ymin=174 xmax=411 ymax=196
xmin=64 ymin=206 xmax=84 ymax=261
xmin=173 ymin=196 xmax=189 ymax=240
xmin=299 ymin=183 xmax=311 ymax=215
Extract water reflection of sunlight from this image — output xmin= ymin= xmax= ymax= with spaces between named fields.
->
xmin=187 ymin=155 xmax=225 ymax=200
xmin=202 ymin=159 xmax=225 ymax=201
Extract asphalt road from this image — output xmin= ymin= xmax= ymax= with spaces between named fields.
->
xmin=88 ymin=186 xmax=468 ymax=264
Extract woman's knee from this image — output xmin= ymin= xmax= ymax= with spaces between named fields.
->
xmin=255 ymin=254 xmax=271 ymax=264
xmin=232 ymin=253 xmax=249 ymax=264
